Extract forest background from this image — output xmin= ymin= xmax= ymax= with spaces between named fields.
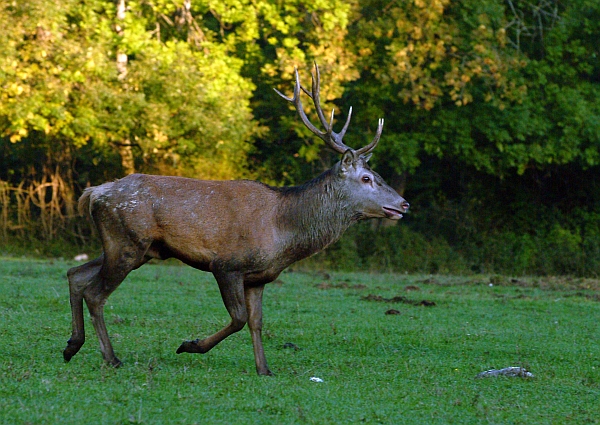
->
xmin=0 ymin=0 xmax=599 ymax=277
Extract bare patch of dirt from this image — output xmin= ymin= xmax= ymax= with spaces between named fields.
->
xmin=563 ymin=292 xmax=600 ymax=302
xmin=282 ymin=342 xmax=301 ymax=351
xmin=417 ymin=275 xmax=600 ymax=291
xmin=316 ymin=281 xmax=367 ymax=290
xmin=361 ymin=294 xmax=436 ymax=306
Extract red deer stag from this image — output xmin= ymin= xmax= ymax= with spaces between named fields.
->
xmin=63 ymin=64 xmax=409 ymax=376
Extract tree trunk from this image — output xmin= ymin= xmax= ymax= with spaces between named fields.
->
xmin=119 ymin=141 xmax=136 ymax=175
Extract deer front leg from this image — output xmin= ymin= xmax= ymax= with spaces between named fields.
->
xmin=177 ymin=270 xmax=248 ymax=356
xmin=245 ymin=284 xmax=272 ymax=376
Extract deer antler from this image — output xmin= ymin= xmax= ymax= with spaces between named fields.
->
xmin=274 ymin=63 xmax=383 ymax=156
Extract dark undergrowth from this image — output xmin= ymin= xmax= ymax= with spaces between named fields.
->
xmin=2 ymin=212 xmax=599 ymax=278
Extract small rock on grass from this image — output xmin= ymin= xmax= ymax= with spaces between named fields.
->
xmin=476 ymin=367 xmax=534 ymax=378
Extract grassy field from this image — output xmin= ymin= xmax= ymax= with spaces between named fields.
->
xmin=1 ymin=258 xmax=599 ymax=424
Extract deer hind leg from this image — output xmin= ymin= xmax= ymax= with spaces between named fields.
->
xmin=83 ymin=247 xmax=147 ymax=367
xmin=64 ymin=240 xmax=147 ymax=367
xmin=176 ymin=270 xmax=248 ymax=356
xmin=63 ymin=255 xmax=104 ymax=363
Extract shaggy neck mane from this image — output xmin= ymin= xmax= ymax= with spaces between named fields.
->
xmin=273 ymin=166 xmax=356 ymax=260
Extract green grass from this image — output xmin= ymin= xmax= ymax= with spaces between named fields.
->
xmin=1 ymin=258 xmax=599 ymax=424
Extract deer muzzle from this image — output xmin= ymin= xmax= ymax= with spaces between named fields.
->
xmin=382 ymin=201 xmax=409 ymax=220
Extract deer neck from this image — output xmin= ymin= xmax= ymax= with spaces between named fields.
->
xmin=275 ymin=167 xmax=356 ymax=261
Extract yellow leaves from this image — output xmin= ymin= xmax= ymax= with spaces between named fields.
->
xmin=408 ymin=67 xmax=421 ymax=82
xmin=72 ymin=70 xmax=84 ymax=82
xmin=395 ymin=47 xmax=408 ymax=61
xmin=358 ymin=47 xmax=372 ymax=57
xmin=382 ymin=1 xmax=527 ymax=111
xmin=150 ymin=126 xmax=169 ymax=145
xmin=8 ymin=83 xmax=24 ymax=96
xmin=282 ymin=37 xmax=299 ymax=49
xmin=414 ymin=0 xmax=448 ymax=15
xmin=496 ymin=27 xmax=507 ymax=46
xmin=412 ymin=26 xmax=423 ymax=40
xmin=434 ymin=39 xmax=446 ymax=56
xmin=433 ymin=0 xmax=450 ymax=14
xmin=9 ymin=128 xmax=28 ymax=143
xmin=474 ymin=44 xmax=486 ymax=54
xmin=262 ymin=63 xmax=278 ymax=77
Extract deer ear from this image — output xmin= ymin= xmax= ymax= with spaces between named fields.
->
xmin=340 ymin=149 xmax=357 ymax=173
xmin=361 ymin=153 xmax=373 ymax=163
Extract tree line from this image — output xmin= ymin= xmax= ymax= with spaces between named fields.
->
xmin=1 ymin=0 xmax=599 ymax=276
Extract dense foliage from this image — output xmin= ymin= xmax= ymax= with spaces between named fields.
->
xmin=1 ymin=0 xmax=599 ymax=276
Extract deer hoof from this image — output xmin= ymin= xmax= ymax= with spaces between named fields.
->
xmin=63 ymin=338 xmax=84 ymax=362
xmin=258 ymin=368 xmax=274 ymax=377
xmin=63 ymin=349 xmax=74 ymax=363
xmin=109 ymin=358 xmax=123 ymax=368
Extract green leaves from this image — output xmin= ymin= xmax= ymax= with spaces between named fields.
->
xmin=0 ymin=0 xmax=262 ymax=179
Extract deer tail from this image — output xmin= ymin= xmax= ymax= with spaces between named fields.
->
xmin=78 ymin=188 xmax=94 ymax=217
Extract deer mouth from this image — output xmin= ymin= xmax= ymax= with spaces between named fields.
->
xmin=382 ymin=207 xmax=403 ymax=220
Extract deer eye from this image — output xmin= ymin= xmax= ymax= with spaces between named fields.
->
xmin=361 ymin=175 xmax=371 ymax=183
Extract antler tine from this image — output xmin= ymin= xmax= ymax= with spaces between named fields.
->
xmin=274 ymin=68 xmax=327 ymax=141
xmin=338 ymin=106 xmax=353 ymax=140
xmin=310 ymin=64 xmax=331 ymax=132
xmin=273 ymin=68 xmax=301 ymax=103
xmin=300 ymin=85 xmax=312 ymax=98
xmin=355 ymin=118 xmax=384 ymax=156
xmin=309 ymin=63 xmax=356 ymax=154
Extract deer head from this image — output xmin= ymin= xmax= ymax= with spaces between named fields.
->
xmin=275 ymin=64 xmax=409 ymax=221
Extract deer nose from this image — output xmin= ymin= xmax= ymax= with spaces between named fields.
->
xmin=401 ymin=201 xmax=410 ymax=213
